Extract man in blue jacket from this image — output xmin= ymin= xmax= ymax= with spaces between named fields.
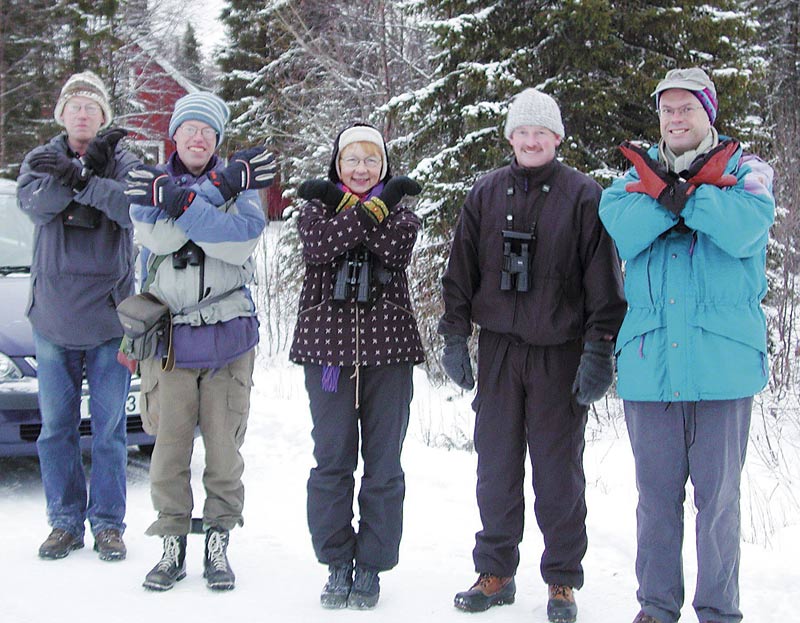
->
xmin=599 ymin=68 xmax=775 ymax=623
xmin=17 ymin=70 xmax=140 ymax=562
xmin=125 ymin=92 xmax=275 ymax=592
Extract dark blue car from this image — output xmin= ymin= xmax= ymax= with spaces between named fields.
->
xmin=0 ymin=178 xmax=154 ymax=456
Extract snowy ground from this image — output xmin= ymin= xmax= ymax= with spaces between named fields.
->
xmin=0 ymin=357 xmax=796 ymax=623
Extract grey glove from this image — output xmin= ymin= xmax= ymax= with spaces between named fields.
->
xmin=572 ymin=340 xmax=615 ymax=405
xmin=441 ymin=334 xmax=475 ymax=390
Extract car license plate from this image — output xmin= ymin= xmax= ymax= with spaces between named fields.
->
xmin=80 ymin=391 xmax=140 ymax=418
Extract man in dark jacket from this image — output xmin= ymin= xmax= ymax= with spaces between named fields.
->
xmin=440 ymin=88 xmax=626 ymax=622
xmin=17 ymin=70 xmax=140 ymax=562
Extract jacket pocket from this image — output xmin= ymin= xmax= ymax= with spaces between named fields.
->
xmin=614 ymin=309 xmax=667 ymax=400
xmin=687 ymin=306 xmax=768 ymax=395
xmin=226 ymin=351 xmax=255 ymax=445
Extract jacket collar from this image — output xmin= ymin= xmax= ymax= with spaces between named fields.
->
xmin=509 ymin=156 xmax=558 ymax=191
xmin=165 ymin=151 xmax=220 ymax=184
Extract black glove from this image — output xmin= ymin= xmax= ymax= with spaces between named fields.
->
xmin=298 ymin=179 xmax=358 ymax=212
xmin=83 ymin=127 xmax=129 ymax=176
xmin=209 ymin=146 xmax=276 ymax=201
xmin=379 ymin=175 xmax=422 ymax=209
xmin=441 ymin=334 xmax=475 ymax=390
xmin=125 ymin=165 xmax=196 ymax=218
xmin=572 ymin=340 xmax=615 ymax=406
xmin=360 ymin=176 xmax=422 ymax=225
xmin=28 ymin=151 xmax=87 ymax=190
xmin=657 ymin=181 xmax=693 ymax=216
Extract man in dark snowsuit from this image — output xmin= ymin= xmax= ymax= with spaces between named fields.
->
xmin=439 ymin=88 xmax=626 ymax=623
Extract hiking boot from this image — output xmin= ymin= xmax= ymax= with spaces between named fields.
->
xmin=38 ymin=528 xmax=84 ymax=560
xmin=547 ymin=584 xmax=577 ymax=623
xmin=632 ymin=611 xmax=663 ymax=623
xmin=143 ymin=535 xmax=187 ymax=591
xmin=93 ymin=528 xmax=127 ymax=561
xmin=204 ymin=527 xmax=235 ymax=591
xmin=453 ymin=573 xmax=516 ymax=612
xmin=320 ymin=562 xmax=353 ymax=609
xmin=347 ymin=565 xmax=380 ymax=609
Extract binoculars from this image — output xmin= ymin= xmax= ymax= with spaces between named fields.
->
xmin=172 ymin=240 xmax=205 ymax=269
xmin=500 ymin=230 xmax=533 ymax=292
xmin=333 ymin=248 xmax=372 ymax=303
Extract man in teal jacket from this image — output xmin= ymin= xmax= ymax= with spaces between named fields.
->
xmin=599 ymin=68 xmax=774 ymax=623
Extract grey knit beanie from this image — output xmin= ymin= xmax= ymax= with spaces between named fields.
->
xmin=54 ymin=71 xmax=113 ymax=129
xmin=168 ymin=92 xmax=230 ymax=146
xmin=504 ymin=88 xmax=565 ymax=139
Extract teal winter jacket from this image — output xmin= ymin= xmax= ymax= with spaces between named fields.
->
xmin=599 ymin=141 xmax=774 ymax=401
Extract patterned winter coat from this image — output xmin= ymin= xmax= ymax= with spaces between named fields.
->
xmin=289 ymin=192 xmax=425 ymax=368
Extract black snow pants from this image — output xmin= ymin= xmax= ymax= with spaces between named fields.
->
xmin=303 ymin=362 xmax=413 ymax=572
xmin=471 ymin=329 xmax=588 ymax=589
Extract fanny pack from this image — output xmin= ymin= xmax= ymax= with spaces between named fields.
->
xmin=116 ymin=292 xmax=174 ymax=371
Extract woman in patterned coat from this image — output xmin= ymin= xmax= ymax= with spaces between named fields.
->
xmin=291 ymin=123 xmax=423 ymax=610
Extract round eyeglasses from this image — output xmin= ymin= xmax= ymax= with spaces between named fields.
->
xmin=64 ymin=102 xmax=102 ymax=117
xmin=340 ymin=156 xmax=382 ymax=170
xmin=178 ymin=125 xmax=218 ymax=140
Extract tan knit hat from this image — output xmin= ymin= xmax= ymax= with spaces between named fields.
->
xmin=53 ymin=71 xmax=113 ymax=129
xmin=504 ymin=88 xmax=565 ymax=139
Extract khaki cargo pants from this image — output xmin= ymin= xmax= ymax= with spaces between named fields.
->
xmin=140 ymin=348 xmax=255 ymax=535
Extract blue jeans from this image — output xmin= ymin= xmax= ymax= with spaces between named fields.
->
xmin=34 ymin=331 xmax=130 ymax=537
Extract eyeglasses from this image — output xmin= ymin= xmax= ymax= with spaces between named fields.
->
xmin=178 ymin=125 xmax=217 ymax=140
xmin=658 ymin=105 xmax=702 ymax=118
xmin=340 ymin=156 xmax=382 ymax=170
xmin=64 ymin=102 xmax=102 ymax=116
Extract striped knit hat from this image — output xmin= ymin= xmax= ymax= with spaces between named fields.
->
xmin=652 ymin=67 xmax=718 ymax=125
xmin=54 ymin=71 xmax=113 ymax=129
xmin=168 ymin=92 xmax=230 ymax=146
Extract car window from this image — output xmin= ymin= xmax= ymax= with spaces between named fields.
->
xmin=0 ymin=189 xmax=33 ymax=271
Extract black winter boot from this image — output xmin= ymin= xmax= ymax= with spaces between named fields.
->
xmin=320 ymin=562 xmax=353 ymax=609
xmin=143 ymin=535 xmax=187 ymax=591
xmin=204 ymin=527 xmax=235 ymax=591
xmin=347 ymin=565 xmax=380 ymax=609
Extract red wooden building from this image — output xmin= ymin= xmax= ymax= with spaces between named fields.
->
xmin=121 ymin=38 xmax=198 ymax=164
xmin=120 ymin=39 xmax=289 ymax=219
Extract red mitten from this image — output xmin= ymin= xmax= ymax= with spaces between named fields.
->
xmin=619 ymin=141 xmax=671 ymax=198
xmin=684 ymin=139 xmax=739 ymax=188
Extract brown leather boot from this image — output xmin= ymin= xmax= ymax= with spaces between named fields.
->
xmin=547 ymin=584 xmax=577 ymax=622
xmin=38 ymin=528 xmax=84 ymax=560
xmin=93 ymin=528 xmax=127 ymax=561
xmin=453 ymin=573 xmax=516 ymax=612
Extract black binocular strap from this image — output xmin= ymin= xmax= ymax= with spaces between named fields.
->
xmin=505 ymin=181 xmax=552 ymax=237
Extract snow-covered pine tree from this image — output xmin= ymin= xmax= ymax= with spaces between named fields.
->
xmin=175 ymin=23 xmax=205 ymax=87
xmin=748 ymin=0 xmax=800 ymax=393
xmin=0 ymin=0 xmax=63 ymax=174
xmin=0 ymin=0 xmax=128 ymax=174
